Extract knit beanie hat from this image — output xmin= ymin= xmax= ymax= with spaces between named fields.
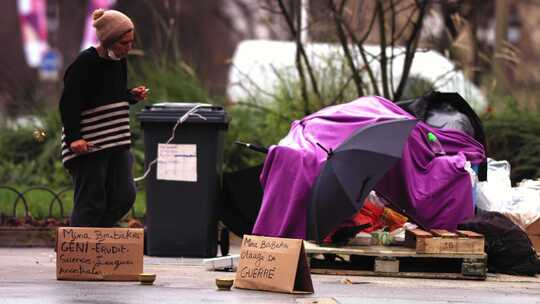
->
xmin=92 ymin=9 xmax=134 ymax=47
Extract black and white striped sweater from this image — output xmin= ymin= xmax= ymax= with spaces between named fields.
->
xmin=59 ymin=47 xmax=137 ymax=167
xmin=61 ymin=101 xmax=132 ymax=163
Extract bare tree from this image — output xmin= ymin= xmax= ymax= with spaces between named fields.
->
xmin=0 ymin=0 xmax=37 ymax=114
xmin=329 ymin=0 xmax=428 ymax=101
xmin=268 ymin=0 xmax=429 ymax=105
xmin=277 ymin=0 xmax=322 ymax=114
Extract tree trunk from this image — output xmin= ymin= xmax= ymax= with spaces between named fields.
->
xmin=0 ymin=0 xmax=37 ymax=114
xmin=494 ymin=0 xmax=509 ymax=89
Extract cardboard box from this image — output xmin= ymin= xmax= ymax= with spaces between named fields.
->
xmin=56 ymin=227 xmax=144 ymax=281
xmin=233 ymin=235 xmax=313 ymax=294
xmin=526 ymin=218 xmax=540 ymax=253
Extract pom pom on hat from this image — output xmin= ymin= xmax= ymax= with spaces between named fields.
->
xmin=92 ymin=9 xmax=133 ymax=46
xmin=92 ymin=9 xmax=105 ymax=21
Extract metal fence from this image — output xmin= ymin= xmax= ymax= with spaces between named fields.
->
xmin=0 ymin=185 xmax=141 ymax=220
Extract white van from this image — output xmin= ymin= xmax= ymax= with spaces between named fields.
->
xmin=227 ymin=40 xmax=487 ymax=112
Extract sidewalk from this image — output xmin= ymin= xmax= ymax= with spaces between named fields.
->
xmin=1 ymin=241 xmax=540 ymax=304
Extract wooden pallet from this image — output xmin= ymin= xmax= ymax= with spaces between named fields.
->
xmin=404 ymin=229 xmax=485 ymax=254
xmin=304 ymin=239 xmax=487 ymax=280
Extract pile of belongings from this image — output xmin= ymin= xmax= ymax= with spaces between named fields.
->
xmin=322 ymin=192 xmax=410 ymax=247
xmin=463 ymin=159 xmax=540 ymax=276
xmin=252 ymin=94 xmax=484 ymax=240
xmin=250 ymin=93 xmax=540 ymax=276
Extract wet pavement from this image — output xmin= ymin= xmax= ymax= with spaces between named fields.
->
xmin=1 ymin=245 xmax=540 ymax=304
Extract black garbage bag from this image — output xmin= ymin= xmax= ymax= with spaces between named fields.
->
xmin=458 ymin=210 xmax=540 ymax=276
xmin=220 ymin=165 xmax=263 ymax=237
xmin=397 ymin=91 xmax=487 ymax=181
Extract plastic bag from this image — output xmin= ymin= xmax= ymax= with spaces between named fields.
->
xmin=476 ymin=158 xmax=513 ymax=211
xmin=464 ymin=161 xmax=479 ymax=208
xmin=476 ymin=158 xmax=540 ymax=227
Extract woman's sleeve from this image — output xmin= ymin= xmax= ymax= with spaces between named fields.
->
xmin=125 ymin=89 xmax=139 ymax=105
xmin=122 ymin=59 xmax=138 ymax=105
xmin=59 ymin=58 xmax=88 ymax=145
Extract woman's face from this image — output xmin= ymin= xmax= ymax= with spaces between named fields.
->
xmin=110 ymin=30 xmax=134 ymax=59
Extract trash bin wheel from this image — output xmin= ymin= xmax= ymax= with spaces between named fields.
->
xmin=219 ymin=227 xmax=230 ymax=256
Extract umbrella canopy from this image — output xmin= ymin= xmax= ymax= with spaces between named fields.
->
xmin=307 ymin=119 xmax=417 ymax=242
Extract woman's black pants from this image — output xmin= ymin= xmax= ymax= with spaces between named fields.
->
xmin=68 ymin=149 xmax=136 ymax=227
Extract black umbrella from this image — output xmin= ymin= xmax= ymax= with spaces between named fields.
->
xmin=306 ymin=119 xmax=418 ymax=242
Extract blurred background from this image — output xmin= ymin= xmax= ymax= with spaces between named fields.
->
xmin=0 ymin=0 xmax=539 ymax=221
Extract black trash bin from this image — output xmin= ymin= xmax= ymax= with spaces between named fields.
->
xmin=138 ymin=102 xmax=229 ymax=257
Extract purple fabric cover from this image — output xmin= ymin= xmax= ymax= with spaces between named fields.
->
xmin=252 ymin=96 xmax=485 ymax=239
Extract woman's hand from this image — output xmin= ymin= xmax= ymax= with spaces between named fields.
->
xmin=70 ymin=139 xmax=90 ymax=154
xmin=130 ymin=85 xmax=149 ymax=101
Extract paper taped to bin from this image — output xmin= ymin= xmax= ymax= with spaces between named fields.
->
xmin=203 ymin=254 xmax=239 ymax=271
xmin=157 ymin=144 xmax=197 ymax=182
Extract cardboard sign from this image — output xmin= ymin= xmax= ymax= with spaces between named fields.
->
xmin=56 ymin=227 xmax=144 ymax=281
xmin=233 ymin=235 xmax=313 ymax=294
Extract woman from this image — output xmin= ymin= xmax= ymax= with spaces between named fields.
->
xmin=59 ymin=9 xmax=147 ymax=227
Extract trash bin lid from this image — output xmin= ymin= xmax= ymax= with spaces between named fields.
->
xmin=138 ymin=102 xmax=229 ymax=126
xmin=153 ymin=102 xmax=213 ymax=108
